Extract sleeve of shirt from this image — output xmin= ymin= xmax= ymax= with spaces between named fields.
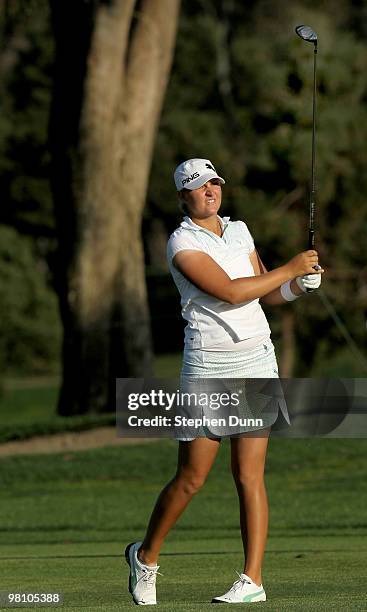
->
xmin=239 ymin=221 xmax=255 ymax=253
xmin=166 ymin=231 xmax=204 ymax=264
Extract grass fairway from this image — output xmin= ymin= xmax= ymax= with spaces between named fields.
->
xmin=0 ymin=353 xmax=181 ymax=427
xmin=0 ymin=438 xmax=366 ymax=610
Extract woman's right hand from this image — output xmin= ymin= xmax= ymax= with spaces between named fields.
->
xmin=285 ymin=250 xmax=324 ymax=278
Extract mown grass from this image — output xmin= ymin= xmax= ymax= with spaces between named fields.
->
xmin=0 ymin=383 xmax=59 ymax=425
xmin=0 ymin=356 xmax=366 ymax=609
xmin=0 ymin=438 xmax=366 ymax=609
xmin=0 ymin=353 xmax=182 ymax=441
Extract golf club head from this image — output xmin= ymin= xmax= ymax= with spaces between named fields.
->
xmin=295 ymin=24 xmax=317 ymax=44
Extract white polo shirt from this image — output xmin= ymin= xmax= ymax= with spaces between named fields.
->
xmin=167 ymin=216 xmax=271 ymax=349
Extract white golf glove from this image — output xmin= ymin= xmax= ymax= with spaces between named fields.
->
xmin=296 ymin=273 xmax=322 ymax=293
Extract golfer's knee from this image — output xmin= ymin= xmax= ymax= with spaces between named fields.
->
xmin=176 ymin=471 xmax=207 ymax=496
xmin=232 ymin=469 xmax=264 ymax=490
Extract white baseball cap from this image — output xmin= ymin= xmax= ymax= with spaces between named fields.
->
xmin=174 ymin=158 xmax=225 ymax=191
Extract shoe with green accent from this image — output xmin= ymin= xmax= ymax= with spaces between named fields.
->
xmin=212 ymin=572 xmax=266 ymax=603
xmin=125 ymin=541 xmax=161 ymax=605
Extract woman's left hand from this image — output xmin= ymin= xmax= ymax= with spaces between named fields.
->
xmin=296 ymin=272 xmax=322 ymax=292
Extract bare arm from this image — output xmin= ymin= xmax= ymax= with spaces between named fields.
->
xmin=172 ymin=249 xmax=320 ymax=305
xmin=250 ymin=250 xmax=304 ymax=305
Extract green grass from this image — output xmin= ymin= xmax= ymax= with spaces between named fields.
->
xmin=0 ymin=377 xmax=116 ymax=443
xmin=0 ymin=382 xmax=59 ymax=425
xmin=0 ymin=353 xmax=182 ymax=442
xmin=0 ymin=439 xmax=366 ymax=609
xmin=0 ymin=353 xmax=181 ymax=428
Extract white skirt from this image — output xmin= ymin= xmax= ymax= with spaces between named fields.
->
xmin=176 ymin=338 xmax=289 ymax=441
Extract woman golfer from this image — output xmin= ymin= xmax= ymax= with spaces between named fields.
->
xmin=125 ymin=158 xmax=323 ymax=605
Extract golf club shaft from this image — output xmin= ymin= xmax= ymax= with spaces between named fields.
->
xmin=308 ymin=45 xmax=317 ymax=250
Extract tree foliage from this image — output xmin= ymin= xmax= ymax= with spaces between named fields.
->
xmin=0 ymin=0 xmax=54 ymax=236
xmin=0 ymin=0 xmax=366 ymax=384
xmin=0 ymin=0 xmax=57 ymax=375
xmin=148 ymin=0 xmax=367 ymax=375
xmin=0 ymin=226 xmax=60 ymax=373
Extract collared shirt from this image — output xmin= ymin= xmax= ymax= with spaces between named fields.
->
xmin=166 ymin=216 xmax=271 ymax=349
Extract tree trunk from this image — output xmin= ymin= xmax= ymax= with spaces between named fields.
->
xmin=49 ymin=0 xmax=180 ymax=414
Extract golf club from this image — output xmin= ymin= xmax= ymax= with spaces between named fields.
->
xmin=295 ymin=25 xmax=321 ymax=283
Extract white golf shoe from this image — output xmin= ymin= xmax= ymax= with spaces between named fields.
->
xmin=125 ymin=541 xmax=161 ymax=605
xmin=212 ymin=572 xmax=266 ymax=603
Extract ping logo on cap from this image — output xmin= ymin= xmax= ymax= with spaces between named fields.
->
xmin=182 ymin=172 xmax=200 ymax=186
xmin=174 ymin=158 xmax=225 ymax=191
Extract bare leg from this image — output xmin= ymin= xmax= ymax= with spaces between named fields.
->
xmin=139 ymin=437 xmax=221 ymax=566
xmin=230 ymin=431 xmax=270 ymax=586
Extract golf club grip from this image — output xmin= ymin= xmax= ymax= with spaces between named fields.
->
xmin=306 ymin=229 xmax=320 ymax=293
xmin=306 ymin=230 xmax=315 ymax=292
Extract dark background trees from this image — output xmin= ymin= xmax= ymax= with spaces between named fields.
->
xmin=1 ymin=0 xmax=366 ymax=414
xmin=147 ymin=0 xmax=367 ymax=376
